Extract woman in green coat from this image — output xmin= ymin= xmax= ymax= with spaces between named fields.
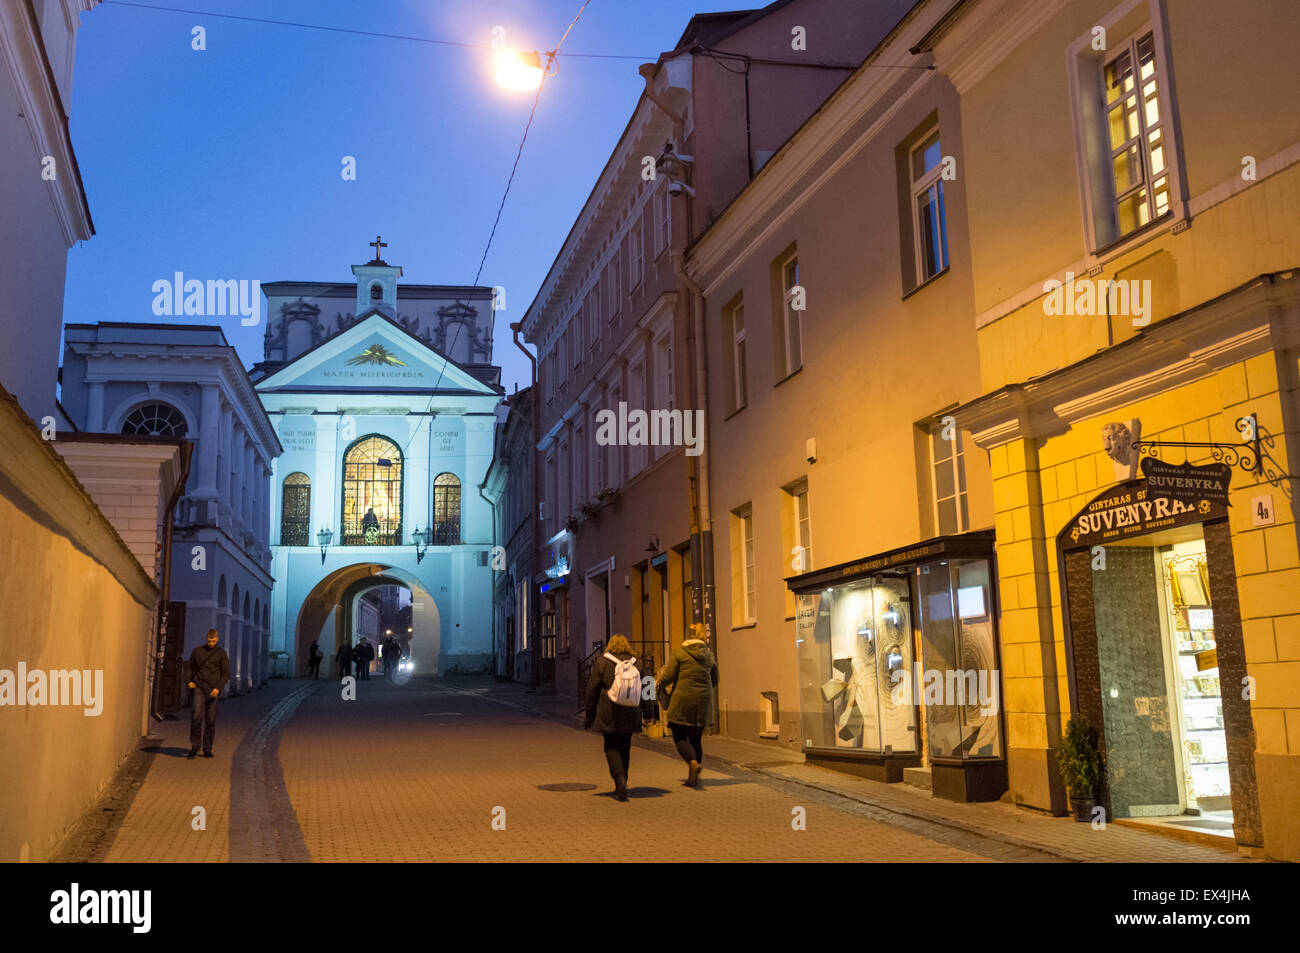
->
xmin=656 ymin=625 xmax=718 ymax=788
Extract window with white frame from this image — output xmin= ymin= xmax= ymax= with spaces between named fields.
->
xmin=558 ymin=436 xmax=570 ymax=521
xmin=609 ymin=253 xmax=622 ymax=321
xmin=630 ymin=217 xmax=644 ymax=289
xmin=778 ymin=249 xmax=803 ymax=377
xmin=930 ymin=422 xmax=969 ymax=536
xmin=655 ymin=186 xmax=671 ymax=256
xmin=574 ymin=421 xmax=586 ymax=504
xmin=629 ymin=359 xmax=647 ymax=475
xmin=652 ymin=331 xmax=674 ymax=460
xmin=607 ymin=382 xmax=623 ymax=487
xmin=794 ymin=485 xmax=812 ymax=571
xmin=732 ymin=504 xmax=756 ymax=625
xmin=544 ymin=452 xmax=556 ymax=535
xmin=727 ymin=299 xmax=747 ymax=411
xmin=1068 ymin=3 xmax=1182 ymax=253
xmin=590 ymin=404 xmax=604 ymax=492
xmin=1103 ymin=32 xmax=1172 ymax=238
xmin=910 ymin=128 xmax=949 ymax=284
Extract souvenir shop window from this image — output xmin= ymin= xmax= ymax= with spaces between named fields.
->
xmin=795 ymin=576 xmax=916 ymax=754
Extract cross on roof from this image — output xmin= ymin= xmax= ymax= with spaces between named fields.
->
xmin=369 ymin=235 xmax=388 ymax=262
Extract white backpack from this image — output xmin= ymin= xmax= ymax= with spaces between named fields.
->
xmin=604 ymin=653 xmax=641 ymax=707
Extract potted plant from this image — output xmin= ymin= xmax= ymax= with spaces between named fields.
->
xmin=1058 ymin=715 xmax=1102 ymax=821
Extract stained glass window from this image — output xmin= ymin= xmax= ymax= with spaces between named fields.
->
xmin=280 ymin=472 xmax=310 ymax=546
xmin=433 ymin=473 xmax=461 ymax=545
xmin=342 ymin=435 xmax=403 ymax=545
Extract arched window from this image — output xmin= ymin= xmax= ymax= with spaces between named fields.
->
xmin=433 ymin=473 xmax=461 ymax=545
xmin=122 ymin=402 xmax=188 ymax=437
xmin=281 ymin=473 xmax=310 ymax=546
xmin=342 ymin=435 xmax=403 ymax=545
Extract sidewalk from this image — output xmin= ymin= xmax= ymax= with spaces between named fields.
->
xmin=469 ymin=678 xmax=1246 ymax=864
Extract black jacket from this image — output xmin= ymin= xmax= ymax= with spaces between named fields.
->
xmin=187 ymin=644 xmax=230 ymax=693
xmin=584 ymin=651 xmax=643 ymax=735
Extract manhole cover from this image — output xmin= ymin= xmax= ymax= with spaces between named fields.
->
xmin=537 ymin=782 xmax=598 ymax=792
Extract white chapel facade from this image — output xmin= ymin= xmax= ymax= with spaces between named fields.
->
xmin=254 ymin=245 xmax=503 ymax=675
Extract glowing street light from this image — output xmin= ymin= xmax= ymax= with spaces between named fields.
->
xmin=496 ymin=48 xmax=545 ymax=91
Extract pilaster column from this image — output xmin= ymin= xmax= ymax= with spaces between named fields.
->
xmin=231 ymin=422 xmax=247 ymax=532
xmin=87 ymin=381 xmax=105 ymax=432
xmin=197 ymin=384 xmax=220 ymax=498
xmin=243 ymin=440 xmax=256 ymax=531
xmin=218 ymin=406 xmax=233 ymax=524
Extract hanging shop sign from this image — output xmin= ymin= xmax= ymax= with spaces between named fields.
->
xmin=1065 ymin=478 xmax=1229 ymax=549
xmin=1139 ymin=458 xmax=1232 ymax=507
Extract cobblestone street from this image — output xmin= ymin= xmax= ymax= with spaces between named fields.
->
xmin=55 ymin=676 xmax=1244 ymax=863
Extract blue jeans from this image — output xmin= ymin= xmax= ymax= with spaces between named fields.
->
xmin=190 ymin=690 xmax=220 ymax=752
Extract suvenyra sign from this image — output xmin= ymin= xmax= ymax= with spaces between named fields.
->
xmin=1065 ymin=478 xmax=1228 ymax=548
xmin=1139 ymin=458 xmax=1232 ymax=507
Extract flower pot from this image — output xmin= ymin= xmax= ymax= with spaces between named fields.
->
xmin=1070 ymin=796 xmax=1096 ymax=822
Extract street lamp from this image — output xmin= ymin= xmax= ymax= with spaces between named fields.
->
xmin=495 ymin=48 xmax=546 ymax=91
xmin=317 ymin=526 xmax=333 ymax=564
xmin=412 ymin=526 xmax=430 ymax=563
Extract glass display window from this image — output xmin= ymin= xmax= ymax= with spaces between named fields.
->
xmin=915 ymin=559 xmax=1003 ymax=760
xmin=796 ymin=575 xmax=916 ymax=754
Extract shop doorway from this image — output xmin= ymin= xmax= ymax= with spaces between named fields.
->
xmin=1059 ymin=477 xmax=1262 ymax=849
xmin=1090 ymin=528 xmax=1232 ymax=832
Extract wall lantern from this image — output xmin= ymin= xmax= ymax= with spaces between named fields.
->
xmin=317 ymin=526 xmax=333 ymax=564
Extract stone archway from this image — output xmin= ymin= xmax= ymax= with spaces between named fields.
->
xmin=293 ymin=563 xmax=441 ymax=677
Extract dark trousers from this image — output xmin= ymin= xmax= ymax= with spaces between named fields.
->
xmin=339 ymin=662 xmax=352 ymax=678
xmin=308 ymin=660 xmax=321 ymax=679
xmin=190 ymin=690 xmax=219 ymax=752
xmin=602 ymin=732 xmax=632 ymax=784
xmin=669 ymin=722 xmax=704 ymax=764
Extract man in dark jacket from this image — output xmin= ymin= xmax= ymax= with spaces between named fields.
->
xmin=584 ymin=634 xmax=643 ymax=801
xmin=186 ymin=628 xmax=230 ymax=759
xmin=336 ymin=642 xmax=353 ymax=679
xmin=657 ymin=625 xmax=719 ymax=787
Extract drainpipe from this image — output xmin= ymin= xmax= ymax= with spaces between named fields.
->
xmin=511 ymin=322 xmax=541 ymax=689
xmin=644 ymin=60 xmax=718 ymax=728
xmin=477 ymin=477 xmax=498 ymax=678
xmin=151 ymin=439 xmax=194 ymax=721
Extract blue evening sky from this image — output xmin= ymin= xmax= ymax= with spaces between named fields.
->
xmin=62 ymin=0 xmax=738 ymax=394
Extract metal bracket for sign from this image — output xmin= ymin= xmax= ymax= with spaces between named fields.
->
xmin=1132 ymin=415 xmax=1262 ymax=475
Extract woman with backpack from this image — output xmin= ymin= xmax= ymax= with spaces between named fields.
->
xmin=583 ymin=634 xmax=643 ymax=801
xmin=657 ymin=624 xmax=719 ymax=788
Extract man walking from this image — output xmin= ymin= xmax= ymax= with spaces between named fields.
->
xmin=186 ymin=628 xmax=229 ymax=759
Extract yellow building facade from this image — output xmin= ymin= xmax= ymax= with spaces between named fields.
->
xmin=933 ymin=0 xmax=1300 ymax=859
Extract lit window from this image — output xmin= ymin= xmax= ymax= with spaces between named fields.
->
xmin=742 ymin=507 xmax=756 ymax=623
xmin=1104 ymin=32 xmax=1171 ymax=237
xmin=342 ymin=435 xmax=403 ymax=545
xmin=930 ymin=423 xmax=969 ymax=536
xmin=280 ymin=472 xmax=310 ymax=546
xmin=432 ymin=473 xmax=461 ymax=545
